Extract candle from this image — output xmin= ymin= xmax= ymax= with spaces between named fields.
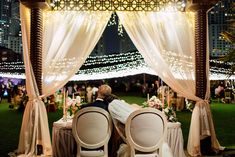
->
xmin=72 ymin=93 xmax=74 ymax=99
xmin=63 ymin=90 xmax=66 ymax=116
xmin=167 ymin=86 xmax=170 ymax=107
xmin=147 ymin=93 xmax=149 ymax=102
xmin=162 ymin=86 xmax=164 ymax=108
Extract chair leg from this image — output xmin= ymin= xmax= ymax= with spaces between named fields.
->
xmin=104 ymin=144 xmax=108 ymax=157
xmin=77 ymin=145 xmax=81 ymax=157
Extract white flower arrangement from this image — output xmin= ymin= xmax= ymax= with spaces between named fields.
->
xmin=143 ymin=95 xmax=178 ymax=123
xmin=163 ymin=107 xmax=178 ymax=122
xmin=142 ymin=95 xmax=163 ymax=110
xmin=66 ymin=96 xmax=81 ymax=116
xmin=185 ymin=98 xmax=194 ymax=112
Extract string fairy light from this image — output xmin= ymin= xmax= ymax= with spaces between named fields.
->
xmin=0 ymin=51 xmax=234 ymax=80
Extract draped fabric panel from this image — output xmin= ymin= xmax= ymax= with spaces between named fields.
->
xmin=117 ymin=11 xmax=223 ymax=156
xmin=117 ymin=11 xmax=198 ymax=101
xmin=18 ymin=4 xmax=52 ymax=156
xmin=42 ymin=11 xmax=112 ymax=97
xmin=19 ymin=4 xmax=111 ymax=156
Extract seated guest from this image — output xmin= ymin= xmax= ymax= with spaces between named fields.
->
xmin=79 ymin=85 xmax=113 ymax=156
xmin=47 ymin=94 xmax=57 ymax=112
xmin=80 ymin=84 xmax=112 ymax=111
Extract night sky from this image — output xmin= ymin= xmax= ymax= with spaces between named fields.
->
xmin=103 ymin=24 xmax=121 ymax=54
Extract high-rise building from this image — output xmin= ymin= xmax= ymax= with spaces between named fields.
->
xmin=0 ymin=0 xmax=11 ymax=48
xmin=0 ymin=0 xmax=22 ymax=54
xmin=8 ymin=0 xmax=22 ymax=54
xmin=208 ymin=0 xmax=234 ymax=58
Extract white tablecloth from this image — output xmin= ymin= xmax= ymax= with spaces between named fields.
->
xmin=52 ymin=119 xmax=186 ymax=157
xmin=52 ymin=118 xmax=76 ymax=157
xmin=167 ymin=122 xmax=186 ymax=157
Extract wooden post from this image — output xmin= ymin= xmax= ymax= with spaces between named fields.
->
xmin=20 ymin=0 xmax=50 ymax=95
xmin=30 ymin=8 xmax=43 ymax=94
xmin=195 ymin=7 xmax=208 ymax=99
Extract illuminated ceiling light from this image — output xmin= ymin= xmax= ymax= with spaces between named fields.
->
xmin=51 ymin=0 xmax=185 ymax=12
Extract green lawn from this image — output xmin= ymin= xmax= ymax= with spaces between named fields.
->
xmin=0 ymin=95 xmax=234 ymax=156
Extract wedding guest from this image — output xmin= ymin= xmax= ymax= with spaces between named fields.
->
xmin=215 ymin=82 xmax=225 ymax=103
xmin=86 ymin=85 xmax=93 ymax=103
xmin=72 ymin=84 xmax=79 ymax=96
xmin=67 ymin=84 xmax=73 ymax=98
xmin=6 ymin=79 xmax=13 ymax=103
xmin=80 ymin=84 xmax=112 ymax=111
xmin=47 ymin=94 xmax=57 ymax=112
xmin=92 ymin=85 xmax=99 ymax=102
xmin=12 ymin=89 xmax=24 ymax=110
xmin=0 ymin=82 xmax=4 ymax=103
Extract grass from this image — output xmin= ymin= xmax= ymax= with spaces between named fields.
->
xmin=0 ymin=95 xmax=235 ymax=156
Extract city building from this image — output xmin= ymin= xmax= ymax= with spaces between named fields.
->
xmin=0 ymin=0 xmax=22 ymax=54
xmin=8 ymin=0 xmax=22 ymax=54
xmin=0 ymin=0 xmax=11 ymax=48
xmin=208 ymin=0 xmax=234 ymax=58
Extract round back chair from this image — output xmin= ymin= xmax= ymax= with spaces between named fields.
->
xmin=72 ymin=107 xmax=112 ymax=157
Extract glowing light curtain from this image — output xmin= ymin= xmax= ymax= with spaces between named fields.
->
xmin=42 ymin=11 xmax=112 ymax=97
xmin=117 ymin=11 xmax=223 ymax=156
xmin=19 ymin=4 xmax=111 ymax=156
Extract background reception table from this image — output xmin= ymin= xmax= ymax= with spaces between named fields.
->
xmin=52 ymin=119 xmax=186 ymax=157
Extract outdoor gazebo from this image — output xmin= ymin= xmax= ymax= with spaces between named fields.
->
xmin=17 ymin=0 xmax=224 ymax=156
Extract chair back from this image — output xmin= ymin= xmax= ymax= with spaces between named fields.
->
xmin=125 ymin=108 xmax=167 ymax=156
xmin=72 ymin=107 xmax=112 ymax=157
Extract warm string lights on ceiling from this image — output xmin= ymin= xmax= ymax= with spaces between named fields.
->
xmin=161 ymin=50 xmax=194 ymax=74
xmin=0 ymin=52 xmax=233 ymax=80
xmin=0 ymin=61 xmax=25 ymax=72
xmin=78 ymin=60 xmax=147 ymax=75
xmin=83 ymin=51 xmax=143 ymax=66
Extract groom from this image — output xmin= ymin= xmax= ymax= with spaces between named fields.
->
xmin=80 ymin=84 xmax=112 ymax=112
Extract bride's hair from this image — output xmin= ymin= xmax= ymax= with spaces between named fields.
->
xmin=104 ymin=94 xmax=119 ymax=103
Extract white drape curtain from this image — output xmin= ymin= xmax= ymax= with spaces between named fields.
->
xmin=18 ymin=4 xmax=52 ymax=156
xmin=42 ymin=11 xmax=112 ymax=97
xmin=117 ymin=11 xmax=223 ymax=156
xmin=19 ymin=4 xmax=111 ymax=156
xmin=117 ymin=11 xmax=198 ymax=101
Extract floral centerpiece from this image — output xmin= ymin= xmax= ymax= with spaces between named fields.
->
xmin=142 ymin=96 xmax=163 ymax=110
xmin=143 ymin=95 xmax=178 ymax=123
xmin=66 ymin=96 xmax=81 ymax=117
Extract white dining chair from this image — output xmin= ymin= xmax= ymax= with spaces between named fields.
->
xmin=72 ymin=107 xmax=112 ymax=157
xmin=125 ymin=108 xmax=168 ymax=157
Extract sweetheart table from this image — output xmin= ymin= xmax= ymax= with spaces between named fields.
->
xmin=52 ymin=119 xmax=186 ymax=157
